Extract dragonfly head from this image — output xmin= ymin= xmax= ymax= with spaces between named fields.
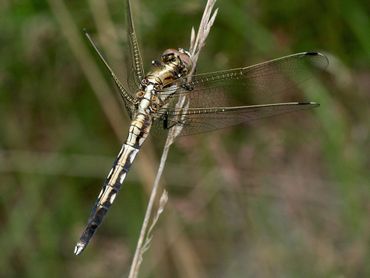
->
xmin=161 ymin=48 xmax=193 ymax=77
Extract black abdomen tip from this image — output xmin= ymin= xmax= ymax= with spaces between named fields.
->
xmin=298 ymin=101 xmax=320 ymax=106
xmin=305 ymin=51 xmax=319 ymax=56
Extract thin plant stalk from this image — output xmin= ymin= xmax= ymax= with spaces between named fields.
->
xmin=128 ymin=1 xmax=218 ymax=277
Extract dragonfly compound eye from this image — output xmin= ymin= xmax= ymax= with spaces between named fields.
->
xmin=161 ymin=53 xmax=173 ymax=62
xmin=161 ymin=48 xmax=178 ymax=62
xmin=178 ymin=52 xmax=193 ymax=73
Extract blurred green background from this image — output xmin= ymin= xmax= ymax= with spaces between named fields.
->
xmin=0 ymin=0 xmax=369 ymax=277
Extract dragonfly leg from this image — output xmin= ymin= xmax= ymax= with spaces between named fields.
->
xmin=163 ymin=113 xmax=170 ymax=129
xmin=162 ymin=112 xmax=185 ymax=129
xmin=181 ymin=82 xmax=193 ymax=91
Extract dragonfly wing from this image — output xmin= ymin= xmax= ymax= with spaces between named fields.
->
xmin=162 ymin=102 xmax=319 ymax=136
xmin=158 ymin=52 xmax=328 ymax=107
xmin=126 ymin=0 xmax=145 ymax=92
xmin=155 ymin=52 xmax=326 ymax=136
xmin=84 ymin=31 xmax=136 ymax=118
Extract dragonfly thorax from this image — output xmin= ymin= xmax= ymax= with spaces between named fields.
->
xmin=134 ymin=87 xmax=162 ymax=114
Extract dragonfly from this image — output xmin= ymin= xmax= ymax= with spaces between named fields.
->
xmin=74 ymin=0 xmax=328 ymax=255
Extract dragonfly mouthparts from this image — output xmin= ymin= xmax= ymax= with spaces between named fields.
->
xmin=74 ymin=241 xmax=86 ymax=256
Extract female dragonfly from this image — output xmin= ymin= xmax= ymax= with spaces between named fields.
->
xmin=74 ymin=0 xmax=328 ymax=255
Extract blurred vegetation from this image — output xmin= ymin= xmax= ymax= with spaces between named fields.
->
xmin=0 ymin=0 xmax=369 ymax=277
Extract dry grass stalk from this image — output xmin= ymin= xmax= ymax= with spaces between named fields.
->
xmin=128 ymin=1 xmax=218 ymax=277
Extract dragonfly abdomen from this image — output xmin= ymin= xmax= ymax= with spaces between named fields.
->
xmin=74 ymin=142 xmax=140 ymax=255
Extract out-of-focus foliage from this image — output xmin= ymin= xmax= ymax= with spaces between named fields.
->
xmin=0 ymin=0 xmax=369 ymax=277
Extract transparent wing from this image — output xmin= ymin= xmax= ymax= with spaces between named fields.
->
xmin=161 ymin=102 xmax=319 ymax=136
xmin=84 ymin=31 xmax=136 ymax=118
xmin=155 ymin=52 xmax=327 ymax=136
xmin=158 ymin=52 xmax=328 ymax=107
xmin=125 ymin=0 xmax=145 ymax=92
